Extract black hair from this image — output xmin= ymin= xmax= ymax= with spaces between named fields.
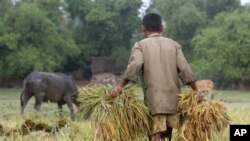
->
xmin=142 ymin=13 xmax=162 ymax=32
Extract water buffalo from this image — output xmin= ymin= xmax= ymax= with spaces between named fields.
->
xmin=20 ymin=71 xmax=79 ymax=120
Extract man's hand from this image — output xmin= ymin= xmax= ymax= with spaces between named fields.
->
xmin=196 ymin=92 xmax=204 ymax=103
xmin=110 ymin=85 xmax=123 ymax=97
xmin=189 ymin=81 xmax=204 ymax=102
xmin=110 ymin=79 xmax=129 ymax=97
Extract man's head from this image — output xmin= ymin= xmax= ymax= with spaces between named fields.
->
xmin=141 ymin=13 xmax=163 ymax=36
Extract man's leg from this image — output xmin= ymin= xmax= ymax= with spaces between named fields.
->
xmin=161 ymin=127 xmax=173 ymax=141
xmin=149 ymin=132 xmax=161 ymax=141
xmin=149 ymin=114 xmax=168 ymax=141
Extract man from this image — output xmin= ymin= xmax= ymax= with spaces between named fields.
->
xmin=111 ymin=13 xmax=199 ymax=141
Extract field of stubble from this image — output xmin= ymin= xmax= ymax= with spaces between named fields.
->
xmin=0 ymin=88 xmax=250 ymax=141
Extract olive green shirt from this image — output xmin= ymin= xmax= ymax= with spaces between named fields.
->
xmin=123 ymin=33 xmax=195 ymax=115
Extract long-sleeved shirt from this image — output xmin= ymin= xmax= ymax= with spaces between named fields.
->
xmin=123 ymin=33 xmax=196 ymax=115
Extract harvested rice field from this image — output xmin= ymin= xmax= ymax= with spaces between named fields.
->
xmin=0 ymin=87 xmax=250 ymax=141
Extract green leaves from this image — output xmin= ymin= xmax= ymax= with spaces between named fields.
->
xmin=66 ymin=0 xmax=141 ymax=63
xmin=192 ymin=9 xmax=250 ymax=82
xmin=149 ymin=0 xmax=207 ymax=60
xmin=149 ymin=0 xmax=248 ymax=88
xmin=0 ymin=1 xmax=78 ymax=78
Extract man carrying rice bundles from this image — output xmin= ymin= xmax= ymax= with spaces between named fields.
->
xmin=111 ymin=13 xmax=202 ymax=141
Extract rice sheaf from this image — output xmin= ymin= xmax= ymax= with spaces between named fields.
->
xmin=177 ymin=90 xmax=230 ymax=141
xmin=78 ymin=85 xmax=230 ymax=141
xmin=77 ymin=84 xmax=151 ymax=141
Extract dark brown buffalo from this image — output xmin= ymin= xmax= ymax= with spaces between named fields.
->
xmin=20 ymin=71 xmax=79 ymax=120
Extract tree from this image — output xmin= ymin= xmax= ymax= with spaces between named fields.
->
xmin=166 ymin=3 xmax=207 ymax=59
xmin=0 ymin=3 xmax=78 ymax=78
xmin=33 ymin=0 xmax=64 ymax=25
xmin=0 ymin=0 xmax=13 ymax=19
xmin=65 ymin=0 xmax=142 ymax=64
xmin=192 ymin=9 xmax=250 ymax=88
xmin=148 ymin=0 xmax=240 ymax=60
xmin=191 ymin=0 xmax=240 ymax=18
xmin=149 ymin=0 xmax=207 ymax=60
xmin=0 ymin=0 xmax=13 ymax=63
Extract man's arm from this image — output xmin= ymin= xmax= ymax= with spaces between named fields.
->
xmin=110 ymin=42 xmax=143 ymax=97
xmin=188 ymin=81 xmax=198 ymax=91
xmin=188 ymin=81 xmax=203 ymax=102
xmin=110 ymin=79 xmax=129 ymax=97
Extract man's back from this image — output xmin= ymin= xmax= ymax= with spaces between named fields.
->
xmin=136 ymin=33 xmax=195 ymax=114
xmin=140 ymin=34 xmax=179 ymax=89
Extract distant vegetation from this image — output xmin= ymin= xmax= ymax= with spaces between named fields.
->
xmin=0 ymin=0 xmax=249 ymax=89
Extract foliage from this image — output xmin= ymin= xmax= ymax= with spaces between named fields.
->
xmin=0 ymin=0 xmax=247 ymax=89
xmin=0 ymin=0 xmax=13 ymax=19
xmin=65 ymin=0 xmax=142 ymax=64
xmin=148 ymin=0 xmax=246 ymax=88
xmin=148 ymin=0 xmax=240 ymax=60
xmin=149 ymin=0 xmax=206 ymax=59
xmin=167 ymin=3 xmax=207 ymax=59
xmin=192 ymin=9 xmax=250 ymax=85
xmin=190 ymin=0 xmax=240 ymax=18
xmin=110 ymin=46 xmax=130 ymax=63
xmin=32 ymin=0 xmax=65 ymax=25
xmin=0 ymin=2 xmax=78 ymax=78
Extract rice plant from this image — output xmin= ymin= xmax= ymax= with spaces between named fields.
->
xmin=178 ymin=90 xmax=230 ymax=141
xmin=78 ymin=84 xmax=151 ymax=141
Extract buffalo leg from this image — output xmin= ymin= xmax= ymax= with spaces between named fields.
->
xmin=57 ymin=102 xmax=63 ymax=117
xmin=34 ymin=93 xmax=44 ymax=111
xmin=20 ymin=91 xmax=32 ymax=115
xmin=65 ymin=98 xmax=75 ymax=121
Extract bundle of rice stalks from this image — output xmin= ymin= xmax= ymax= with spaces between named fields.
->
xmin=78 ymin=84 xmax=151 ymax=141
xmin=0 ymin=125 xmax=4 ymax=136
xmin=0 ymin=119 xmax=68 ymax=136
xmin=177 ymin=90 xmax=230 ymax=141
xmin=19 ymin=119 xmax=67 ymax=135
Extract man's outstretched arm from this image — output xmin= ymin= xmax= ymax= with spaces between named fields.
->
xmin=110 ymin=79 xmax=129 ymax=97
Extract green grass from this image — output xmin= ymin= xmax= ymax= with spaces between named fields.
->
xmin=0 ymin=88 xmax=250 ymax=141
xmin=0 ymin=88 xmax=93 ymax=141
xmin=214 ymin=90 xmax=250 ymax=102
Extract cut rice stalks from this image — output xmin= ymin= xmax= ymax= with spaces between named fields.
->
xmin=178 ymin=90 xmax=230 ymax=141
xmin=78 ymin=84 xmax=151 ymax=141
xmin=0 ymin=119 xmax=67 ymax=136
